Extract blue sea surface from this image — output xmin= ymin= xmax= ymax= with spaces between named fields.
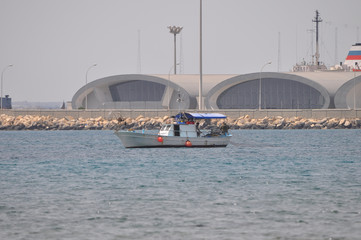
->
xmin=1 ymin=130 xmax=361 ymax=240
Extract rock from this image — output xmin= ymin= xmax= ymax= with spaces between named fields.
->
xmin=289 ymin=116 xmax=300 ymax=122
xmin=344 ymin=120 xmax=352 ymax=128
xmin=242 ymin=122 xmax=251 ymax=129
xmin=135 ymin=115 xmax=144 ymax=121
xmin=326 ymin=118 xmax=338 ymax=129
xmin=244 ymin=115 xmax=251 ymax=120
xmin=236 ymin=119 xmax=246 ymax=125
xmin=260 ymin=117 xmax=269 ymax=124
xmin=266 ymin=123 xmax=276 ymax=129
xmin=13 ymin=124 xmax=25 ymax=130
xmin=338 ymin=118 xmax=346 ymax=126
xmin=355 ymin=119 xmax=361 ymax=127
xmin=290 ymin=121 xmax=304 ymax=129
xmin=317 ymin=118 xmax=329 ymax=125
xmin=274 ymin=118 xmax=285 ymax=129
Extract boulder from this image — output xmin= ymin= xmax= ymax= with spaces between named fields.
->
xmin=338 ymin=118 xmax=346 ymax=126
xmin=273 ymin=118 xmax=285 ymax=129
xmin=326 ymin=118 xmax=339 ymax=129
xmin=344 ymin=120 xmax=352 ymax=128
xmin=355 ymin=119 xmax=361 ymax=127
xmin=135 ymin=115 xmax=144 ymax=121
xmin=316 ymin=118 xmax=329 ymax=125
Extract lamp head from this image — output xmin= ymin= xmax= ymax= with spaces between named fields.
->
xmin=168 ymin=26 xmax=183 ymax=34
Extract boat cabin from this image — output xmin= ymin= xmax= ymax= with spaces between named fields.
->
xmin=158 ymin=112 xmax=227 ymax=138
xmin=159 ymin=124 xmax=197 ymax=137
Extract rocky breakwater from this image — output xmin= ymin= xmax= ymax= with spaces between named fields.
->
xmin=228 ymin=115 xmax=361 ymax=129
xmin=0 ymin=114 xmax=167 ymax=130
xmin=1 ymin=114 xmax=361 ymax=130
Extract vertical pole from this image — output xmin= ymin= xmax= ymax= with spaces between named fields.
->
xmin=85 ymin=64 xmax=97 ymax=110
xmin=180 ymin=32 xmax=183 ymax=74
xmin=1 ymin=65 xmax=13 ymax=109
xmin=259 ymin=73 xmax=262 ymax=110
xmin=174 ymin=33 xmax=177 ymax=74
xmin=0 ymin=72 xmax=3 ymax=109
xmin=199 ymin=0 xmax=203 ymax=110
xmin=335 ymin=27 xmax=338 ymax=65
xmin=354 ymin=71 xmax=356 ymax=109
xmin=259 ymin=62 xmax=271 ymax=111
xmin=313 ymin=10 xmax=322 ymax=67
xmin=0 ymin=71 xmax=3 ymax=109
xmin=315 ymin=15 xmax=319 ymax=66
xmin=168 ymin=26 xmax=182 ymax=75
xmin=277 ymin=32 xmax=281 ymax=72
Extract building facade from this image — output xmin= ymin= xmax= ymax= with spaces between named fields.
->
xmin=72 ymin=71 xmax=361 ymax=110
xmin=0 ymin=95 xmax=12 ymax=109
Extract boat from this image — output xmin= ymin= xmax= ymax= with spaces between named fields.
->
xmin=114 ymin=112 xmax=232 ymax=148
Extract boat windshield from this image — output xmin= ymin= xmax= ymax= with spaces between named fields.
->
xmin=161 ymin=125 xmax=171 ymax=131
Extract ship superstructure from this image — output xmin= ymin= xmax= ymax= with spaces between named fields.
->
xmin=344 ymin=43 xmax=361 ymax=71
xmin=293 ymin=10 xmax=360 ymax=73
xmin=293 ymin=10 xmax=327 ymax=72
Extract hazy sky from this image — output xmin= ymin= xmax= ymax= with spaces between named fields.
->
xmin=1 ymin=0 xmax=360 ymax=102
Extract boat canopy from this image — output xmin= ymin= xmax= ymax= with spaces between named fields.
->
xmin=175 ymin=112 xmax=226 ymax=121
xmin=189 ymin=113 xmax=226 ymax=119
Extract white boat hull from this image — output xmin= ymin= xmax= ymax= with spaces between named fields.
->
xmin=115 ymin=131 xmax=231 ymax=148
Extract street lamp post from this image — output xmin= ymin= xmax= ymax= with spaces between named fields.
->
xmin=85 ymin=63 xmax=97 ymax=110
xmin=168 ymin=26 xmax=183 ymax=75
xmin=199 ymin=0 xmax=203 ymax=110
xmin=1 ymin=64 xmax=14 ymax=109
xmin=259 ymin=61 xmax=272 ymax=110
xmin=168 ymin=63 xmax=180 ymax=110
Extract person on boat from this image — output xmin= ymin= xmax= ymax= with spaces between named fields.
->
xmin=117 ymin=117 xmax=124 ymax=124
xmin=196 ymin=122 xmax=201 ymax=137
xmin=220 ymin=122 xmax=229 ymax=135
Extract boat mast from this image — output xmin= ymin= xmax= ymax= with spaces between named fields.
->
xmin=312 ymin=10 xmax=322 ymax=68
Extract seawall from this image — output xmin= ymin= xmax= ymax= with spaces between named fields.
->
xmin=1 ymin=109 xmax=361 ymax=119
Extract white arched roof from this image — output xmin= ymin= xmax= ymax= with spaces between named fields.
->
xmin=71 ymin=72 xmax=361 ymax=109
xmin=334 ymin=74 xmax=361 ymax=108
xmin=72 ymin=74 xmax=192 ymax=110
xmin=205 ymin=72 xmax=331 ymax=109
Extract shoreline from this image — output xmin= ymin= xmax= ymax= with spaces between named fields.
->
xmin=1 ymin=114 xmax=361 ymax=131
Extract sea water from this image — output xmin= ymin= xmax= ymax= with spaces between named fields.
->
xmin=1 ymin=130 xmax=361 ymax=240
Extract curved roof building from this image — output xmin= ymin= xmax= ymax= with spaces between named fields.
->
xmin=72 ymin=42 xmax=361 ymax=110
xmin=72 ymin=74 xmax=195 ymax=110
xmin=206 ymin=72 xmax=330 ymax=110
xmin=334 ymin=74 xmax=361 ymax=109
xmin=72 ymin=71 xmax=361 ymax=110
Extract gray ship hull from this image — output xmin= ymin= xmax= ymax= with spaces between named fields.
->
xmin=115 ymin=131 xmax=231 ymax=148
